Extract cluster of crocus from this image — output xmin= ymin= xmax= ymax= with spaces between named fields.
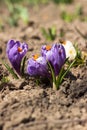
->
xmin=6 ymin=40 xmax=28 ymax=75
xmin=6 ymin=39 xmax=77 ymax=89
xmin=27 ymin=43 xmax=66 ymax=89
xmin=27 ymin=44 xmax=66 ymax=77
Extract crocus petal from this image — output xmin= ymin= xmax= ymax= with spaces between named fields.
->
xmin=41 ymin=43 xmax=66 ymax=76
xmin=27 ymin=56 xmax=49 ymax=77
xmin=6 ymin=39 xmax=28 ymax=75
xmin=61 ymin=40 xmax=76 ymax=60
xmin=6 ymin=40 xmax=16 ymax=55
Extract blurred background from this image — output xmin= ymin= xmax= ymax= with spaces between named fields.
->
xmin=0 ymin=0 xmax=87 ymax=51
xmin=0 ymin=0 xmax=87 ymax=27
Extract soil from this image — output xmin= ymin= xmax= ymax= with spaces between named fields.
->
xmin=0 ymin=0 xmax=87 ymax=130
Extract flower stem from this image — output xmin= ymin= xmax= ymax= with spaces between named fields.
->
xmin=53 ymin=82 xmax=57 ymax=90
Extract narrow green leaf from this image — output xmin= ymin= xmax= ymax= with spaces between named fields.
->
xmin=41 ymin=28 xmax=49 ymax=40
xmin=48 ymin=26 xmax=56 ymax=40
xmin=56 ymin=67 xmax=65 ymax=89
xmin=20 ymin=56 xmax=26 ymax=76
xmin=60 ymin=59 xmax=76 ymax=84
xmin=41 ymin=27 xmax=56 ymax=41
xmin=47 ymin=61 xmax=56 ymax=89
xmin=3 ymin=62 xmax=19 ymax=79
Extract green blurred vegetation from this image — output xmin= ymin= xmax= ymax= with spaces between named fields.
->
xmin=1 ymin=0 xmax=87 ymax=27
xmin=0 ymin=0 xmax=74 ymax=5
xmin=60 ymin=4 xmax=87 ymax=23
xmin=0 ymin=0 xmax=29 ymax=26
xmin=5 ymin=0 xmax=29 ymax=26
xmin=0 ymin=0 xmax=73 ymax=26
xmin=24 ymin=0 xmax=73 ymax=5
xmin=52 ymin=0 xmax=73 ymax=4
xmin=41 ymin=26 xmax=56 ymax=41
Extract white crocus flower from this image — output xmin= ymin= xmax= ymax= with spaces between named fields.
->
xmin=61 ymin=40 xmax=76 ymax=60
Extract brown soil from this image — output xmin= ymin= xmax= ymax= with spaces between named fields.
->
xmin=0 ymin=0 xmax=87 ymax=130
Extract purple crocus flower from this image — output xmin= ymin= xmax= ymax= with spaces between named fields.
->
xmin=27 ymin=54 xmax=49 ymax=77
xmin=41 ymin=43 xmax=66 ymax=76
xmin=6 ymin=39 xmax=28 ymax=75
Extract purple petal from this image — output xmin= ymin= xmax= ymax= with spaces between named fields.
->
xmin=27 ymin=56 xmax=49 ymax=77
xmin=6 ymin=39 xmax=28 ymax=75
xmin=41 ymin=43 xmax=66 ymax=76
xmin=6 ymin=40 xmax=16 ymax=55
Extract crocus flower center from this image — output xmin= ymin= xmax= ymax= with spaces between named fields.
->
xmin=69 ymin=50 xmax=73 ymax=54
xmin=46 ymin=45 xmax=51 ymax=51
xmin=18 ymin=47 xmax=22 ymax=52
xmin=33 ymin=54 xmax=39 ymax=60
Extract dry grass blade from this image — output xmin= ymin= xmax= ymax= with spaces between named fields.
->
xmin=75 ymin=26 xmax=87 ymax=39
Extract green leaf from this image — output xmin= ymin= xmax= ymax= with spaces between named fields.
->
xmin=61 ymin=11 xmax=73 ymax=22
xmin=53 ymin=0 xmax=73 ymax=4
xmin=60 ymin=59 xmax=76 ymax=84
xmin=47 ymin=61 xmax=56 ymax=89
xmin=48 ymin=26 xmax=56 ymax=40
xmin=75 ymin=5 xmax=83 ymax=16
xmin=20 ymin=56 xmax=26 ymax=76
xmin=56 ymin=67 xmax=65 ymax=89
xmin=41 ymin=27 xmax=50 ymax=40
xmin=41 ymin=26 xmax=56 ymax=41
xmin=3 ymin=63 xmax=19 ymax=79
